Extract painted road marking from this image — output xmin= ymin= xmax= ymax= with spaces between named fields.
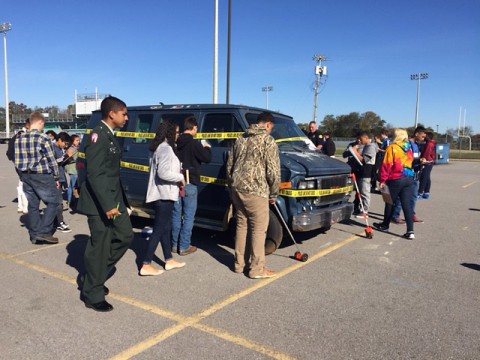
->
xmin=3 ymin=235 xmax=360 ymax=360
xmin=110 ymin=235 xmax=360 ymax=359
xmin=462 ymin=180 xmax=479 ymax=188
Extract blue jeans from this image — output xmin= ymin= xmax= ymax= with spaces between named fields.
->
xmin=381 ymin=176 xmax=414 ymax=233
xmin=21 ymin=173 xmax=61 ymax=240
xmin=171 ymin=184 xmax=198 ymax=251
xmin=67 ymin=173 xmax=78 ymax=203
xmin=392 ymin=179 xmax=419 ymax=219
xmin=143 ymin=200 xmax=174 ymax=264
xmin=418 ymin=164 xmax=433 ymax=194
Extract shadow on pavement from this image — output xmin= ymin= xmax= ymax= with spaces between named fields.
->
xmin=192 ymin=228 xmax=234 ymax=270
xmin=461 ymin=263 xmax=480 ymax=272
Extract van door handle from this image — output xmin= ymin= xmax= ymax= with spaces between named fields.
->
xmin=124 ymin=145 xmax=130 ymax=152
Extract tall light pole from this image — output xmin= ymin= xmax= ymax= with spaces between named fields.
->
xmin=262 ymin=86 xmax=273 ymax=109
xmin=410 ymin=72 xmax=428 ymax=128
xmin=225 ymin=0 xmax=231 ymax=104
xmin=1 ymin=22 xmax=11 ymax=137
xmin=312 ymin=54 xmax=327 ymax=122
xmin=213 ymin=0 xmax=218 ymax=104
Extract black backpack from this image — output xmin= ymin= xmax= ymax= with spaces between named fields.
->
xmin=5 ymin=132 xmax=19 ymax=161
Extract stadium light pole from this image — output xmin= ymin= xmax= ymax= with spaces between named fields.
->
xmin=410 ymin=72 xmax=428 ymax=128
xmin=262 ymin=86 xmax=273 ymax=109
xmin=312 ymin=54 xmax=327 ymax=122
xmin=1 ymin=22 xmax=11 ymax=137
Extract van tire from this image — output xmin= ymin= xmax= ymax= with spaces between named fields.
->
xmin=265 ymin=209 xmax=283 ymax=255
xmin=228 ymin=209 xmax=283 ymax=255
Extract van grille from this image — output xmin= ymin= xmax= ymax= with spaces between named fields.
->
xmin=316 ymin=174 xmax=350 ymax=205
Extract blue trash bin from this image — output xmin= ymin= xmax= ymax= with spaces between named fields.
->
xmin=436 ymin=143 xmax=450 ymax=164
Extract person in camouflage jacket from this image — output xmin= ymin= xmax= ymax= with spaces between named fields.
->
xmin=226 ymin=112 xmax=280 ymax=279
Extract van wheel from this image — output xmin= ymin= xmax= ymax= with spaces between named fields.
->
xmin=265 ymin=209 xmax=283 ymax=255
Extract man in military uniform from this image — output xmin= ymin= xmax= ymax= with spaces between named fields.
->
xmin=78 ymin=96 xmax=133 ymax=312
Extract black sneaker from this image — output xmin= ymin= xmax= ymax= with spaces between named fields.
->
xmin=403 ymin=232 xmax=415 ymax=240
xmin=373 ymin=222 xmax=389 ymax=232
xmin=34 ymin=235 xmax=59 ymax=244
xmin=57 ymin=222 xmax=72 ymax=233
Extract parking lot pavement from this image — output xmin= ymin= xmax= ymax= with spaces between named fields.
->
xmin=1 ymin=145 xmax=479 ymax=359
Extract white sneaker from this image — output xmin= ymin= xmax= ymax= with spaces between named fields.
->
xmin=403 ymin=232 xmax=415 ymax=240
xmin=57 ymin=222 xmax=72 ymax=233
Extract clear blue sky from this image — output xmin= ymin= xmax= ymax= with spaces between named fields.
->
xmin=2 ymin=0 xmax=479 ymax=133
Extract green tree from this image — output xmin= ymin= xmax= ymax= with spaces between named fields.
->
xmin=320 ymin=111 xmax=386 ymax=137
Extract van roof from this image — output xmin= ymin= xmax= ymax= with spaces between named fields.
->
xmin=93 ymin=104 xmax=293 ymax=119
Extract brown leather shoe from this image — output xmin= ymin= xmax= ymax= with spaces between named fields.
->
xmin=250 ymin=268 xmax=276 ymax=279
xmin=179 ymin=245 xmax=197 ymax=256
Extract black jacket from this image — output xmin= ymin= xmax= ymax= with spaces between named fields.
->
xmin=322 ymin=138 xmax=336 ymax=156
xmin=176 ymin=133 xmax=212 ymax=186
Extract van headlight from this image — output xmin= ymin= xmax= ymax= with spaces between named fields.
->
xmin=298 ymin=180 xmax=316 ymax=189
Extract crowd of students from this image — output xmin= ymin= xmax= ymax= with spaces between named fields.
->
xmin=344 ymin=126 xmax=437 ymax=240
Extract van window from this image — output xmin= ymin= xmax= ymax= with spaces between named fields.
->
xmin=246 ymin=112 xmax=304 ymax=141
xmin=159 ymin=113 xmax=195 ymax=133
xmin=201 ymin=113 xmax=243 ymax=147
xmin=133 ymin=113 xmax=154 ymax=143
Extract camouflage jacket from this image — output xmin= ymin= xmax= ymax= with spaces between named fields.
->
xmin=226 ymin=124 xmax=280 ymax=199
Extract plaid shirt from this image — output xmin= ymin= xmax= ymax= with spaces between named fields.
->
xmin=14 ymin=129 xmax=59 ymax=179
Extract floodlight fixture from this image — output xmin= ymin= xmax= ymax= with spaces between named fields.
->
xmin=410 ymin=72 xmax=429 ymax=128
xmin=262 ymin=86 xmax=273 ymax=109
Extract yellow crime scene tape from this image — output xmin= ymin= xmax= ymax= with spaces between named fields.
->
xmin=279 ymin=186 xmax=353 ymax=197
xmin=78 ymin=152 xmax=351 ymax=198
xmin=116 ymin=131 xmax=155 ymax=139
xmin=79 ymin=131 xmax=343 ymax=198
xmin=84 ymin=129 xmax=308 ymax=143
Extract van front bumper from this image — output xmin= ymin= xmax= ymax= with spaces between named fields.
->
xmin=291 ymin=202 xmax=354 ymax=232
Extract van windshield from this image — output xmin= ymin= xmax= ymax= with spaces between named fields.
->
xmin=245 ymin=113 xmax=311 ymax=148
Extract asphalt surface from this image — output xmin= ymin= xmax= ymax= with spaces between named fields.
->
xmin=0 ymin=145 xmax=479 ymax=360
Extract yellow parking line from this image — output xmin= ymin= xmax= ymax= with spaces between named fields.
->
xmin=8 ymin=242 xmax=68 ymax=258
xmin=462 ymin=180 xmax=479 ymax=188
xmin=8 ymin=256 xmax=78 ymax=286
xmin=110 ymin=235 xmax=360 ymax=359
xmin=4 ymin=235 xmax=360 ymax=360
xmin=194 ymin=323 xmax=296 ymax=360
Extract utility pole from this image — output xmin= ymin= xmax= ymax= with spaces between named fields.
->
xmin=410 ymin=72 xmax=428 ymax=128
xmin=213 ymin=0 xmax=218 ymax=104
xmin=262 ymin=86 xmax=273 ymax=109
xmin=225 ymin=0 xmax=231 ymax=104
xmin=1 ymin=22 xmax=11 ymax=137
xmin=312 ymin=54 xmax=327 ymax=123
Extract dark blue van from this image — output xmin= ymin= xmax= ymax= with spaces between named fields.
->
xmin=78 ymin=104 xmax=354 ymax=254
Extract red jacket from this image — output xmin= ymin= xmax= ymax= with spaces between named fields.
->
xmin=421 ymin=139 xmax=436 ymax=162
